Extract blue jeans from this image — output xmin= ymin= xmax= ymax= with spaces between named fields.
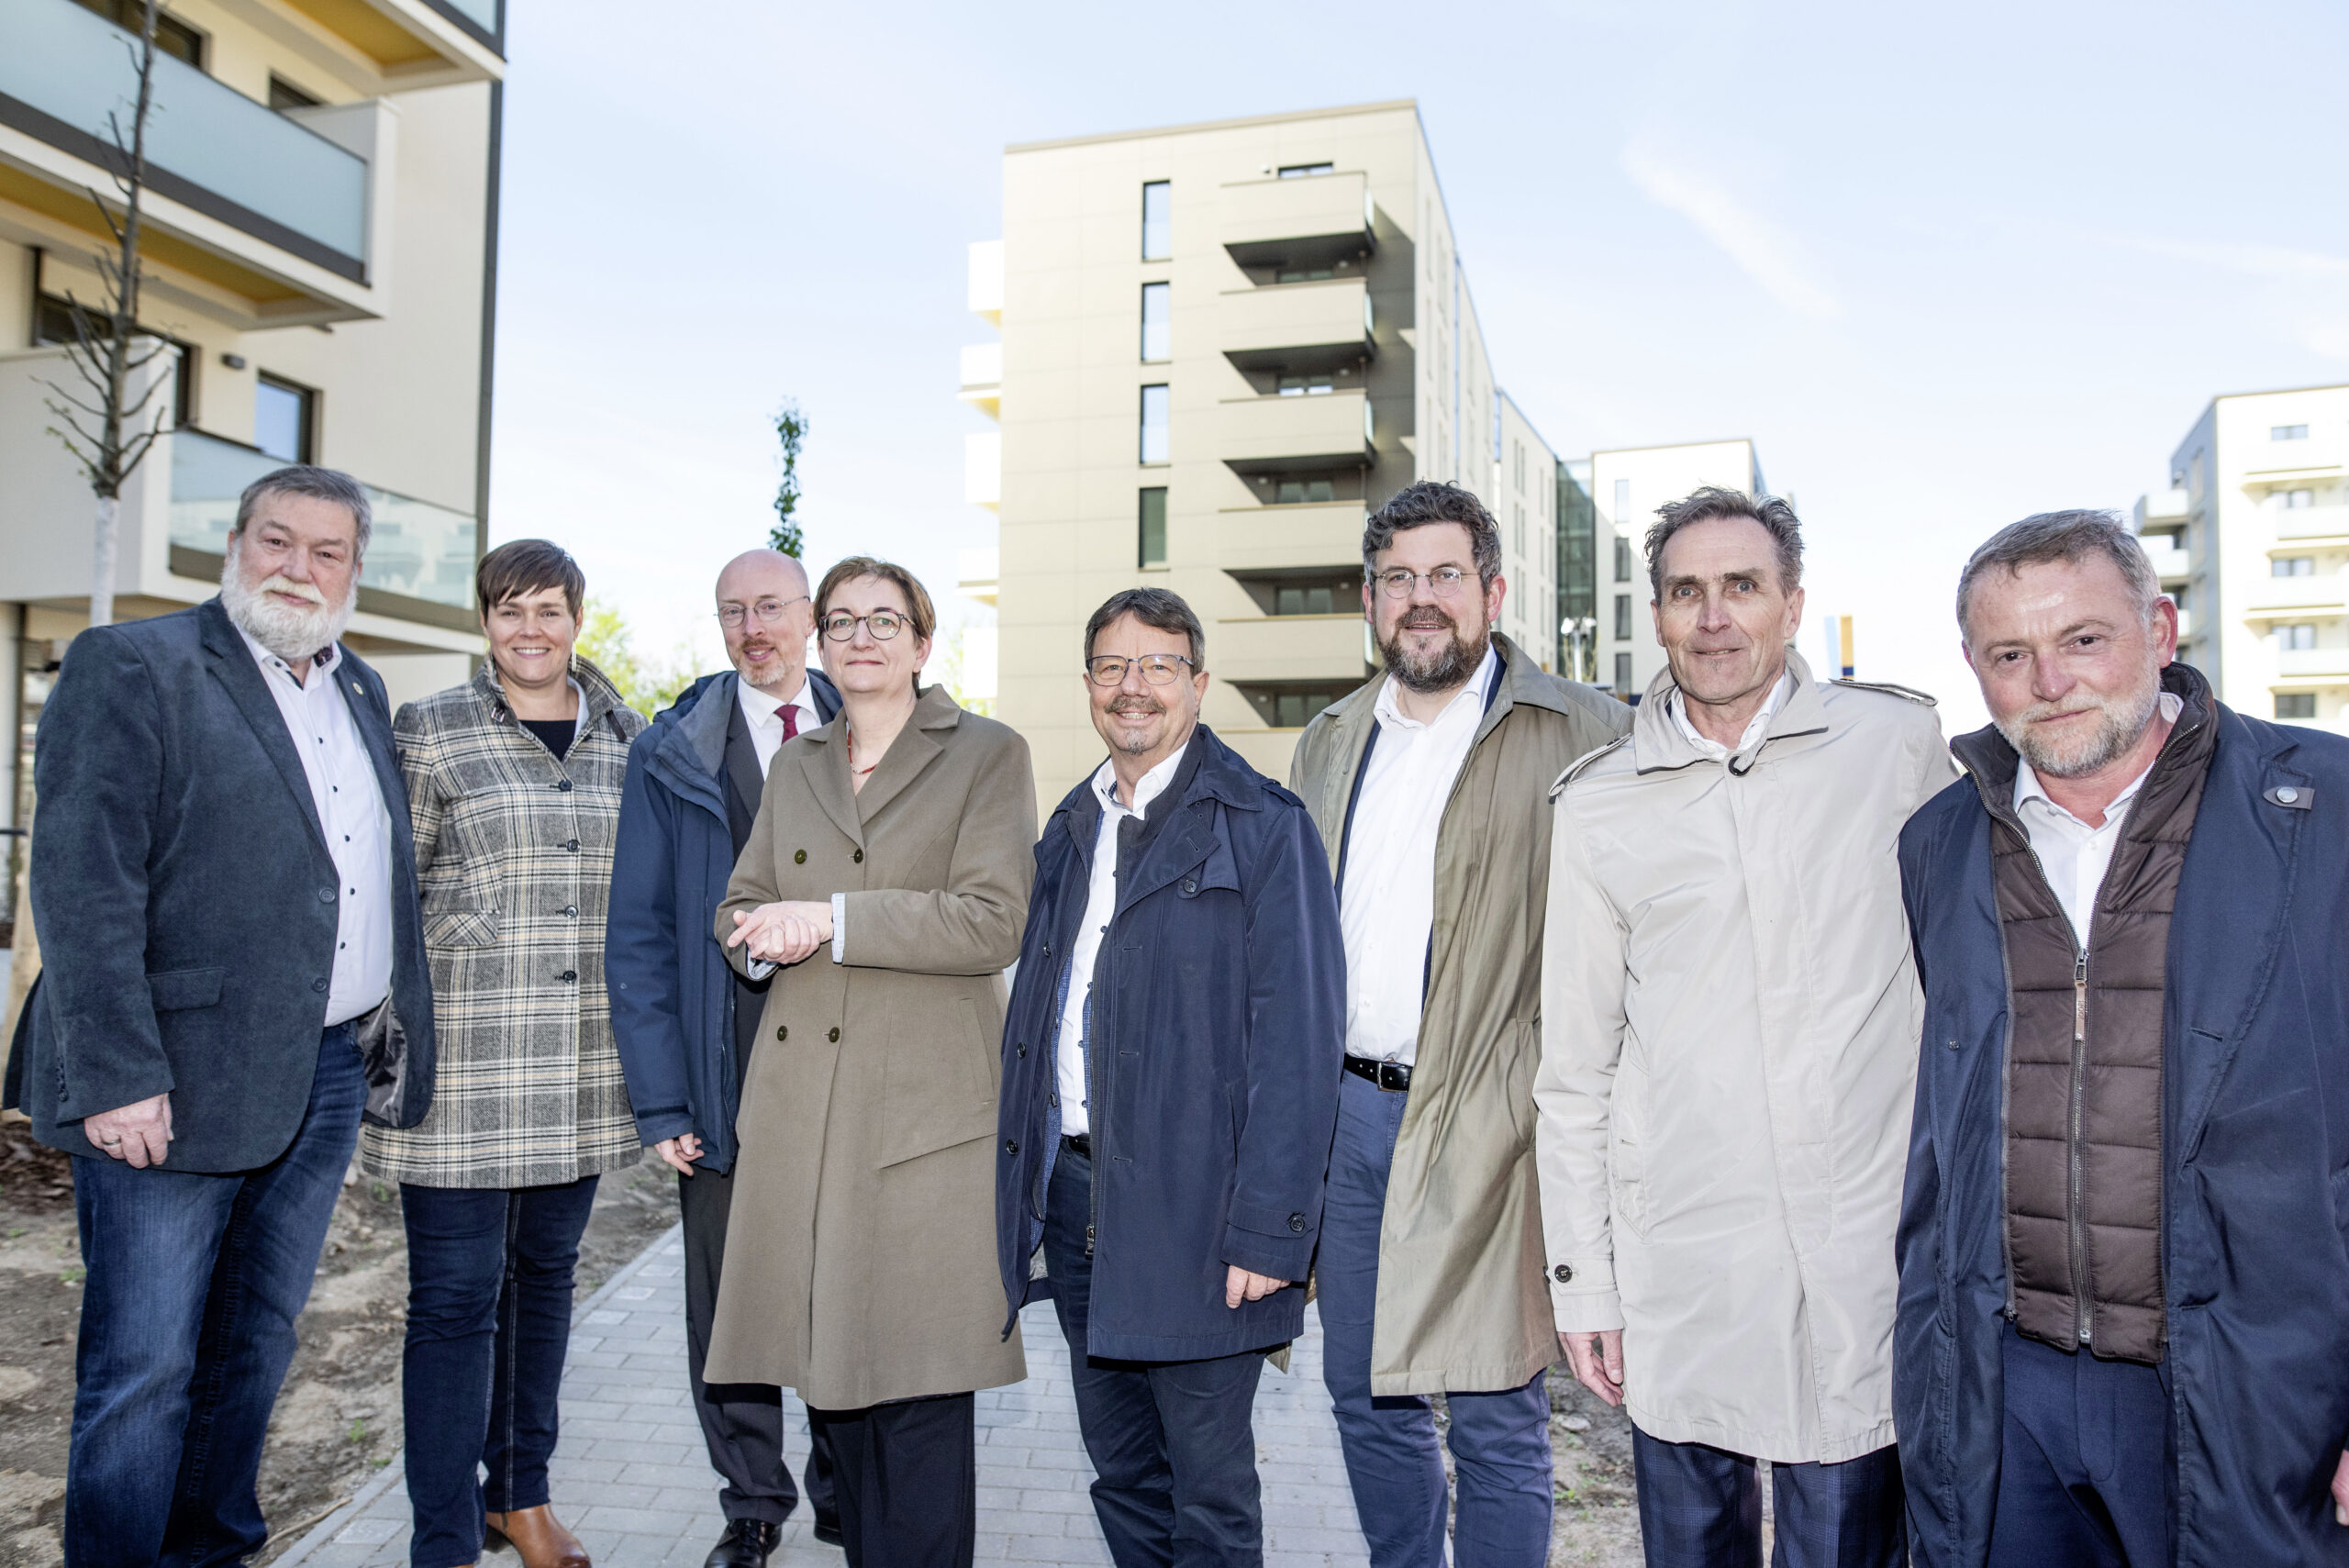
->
xmin=1044 ymin=1144 xmax=1268 ymax=1567
xmin=1986 ymin=1323 xmax=2171 ymax=1568
xmin=399 ymin=1175 xmax=600 ymax=1568
xmin=1631 ymin=1429 xmax=1906 ymax=1568
xmin=1320 ymin=1071 xmax=1553 ymax=1567
xmin=65 ymin=1022 xmax=366 ymax=1568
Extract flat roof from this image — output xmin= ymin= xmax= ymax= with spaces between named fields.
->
xmin=1007 ymin=99 xmax=1419 ymax=155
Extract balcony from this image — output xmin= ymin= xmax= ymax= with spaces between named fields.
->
xmin=2244 ymin=573 xmax=2348 ymax=617
xmin=1215 ymin=502 xmax=1365 ymax=573
xmin=957 ymin=546 xmax=998 ymax=607
xmin=0 ymin=0 xmax=390 ymax=322
xmin=2141 ymin=539 xmax=2189 ymax=582
xmin=2276 ymin=504 xmax=2349 ymax=543
xmin=2134 ymin=488 xmax=2190 ymax=530
xmin=1219 ymin=170 xmax=1375 ymax=272
xmin=2275 ymin=647 xmax=2349 ymax=683
xmin=1212 ymin=613 xmax=1367 ymax=685
xmin=968 ymin=240 xmax=1003 ymax=324
xmin=1219 ymin=278 xmax=1374 ymax=375
xmin=959 ymin=342 xmax=1001 ymax=418
xmin=964 ymin=431 xmax=1001 ymax=508
xmin=1219 ymin=389 xmax=1374 ymax=475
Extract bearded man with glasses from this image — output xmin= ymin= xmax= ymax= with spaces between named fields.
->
xmin=996 ymin=587 xmax=1345 ymax=1566
xmin=1288 ymin=480 xmax=1631 ymax=1566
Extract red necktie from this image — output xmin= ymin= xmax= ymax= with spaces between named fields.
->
xmin=777 ymin=705 xmax=800 ymax=740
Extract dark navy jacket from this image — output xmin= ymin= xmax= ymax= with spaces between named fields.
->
xmin=1896 ymin=685 xmax=2349 ymax=1568
xmin=995 ymin=725 xmax=1345 ymax=1361
xmin=605 ymin=668 xmax=838 ymax=1174
xmin=3 ymin=599 xmax=436 ymax=1170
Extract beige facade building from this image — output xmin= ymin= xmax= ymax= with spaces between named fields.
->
xmin=961 ymin=100 xmax=1562 ymax=805
xmin=1586 ymin=438 xmax=1768 ymax=698
xmin=0 ymin=0 xmax=504 ymax=924
xmin=2134 ymin=383 xmax=2349 ymax=734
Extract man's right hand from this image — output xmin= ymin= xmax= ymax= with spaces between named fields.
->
xmin=1561 ymin=1329 xmax=1625 ymax=1407
xmin=653 ymin=1134 xmax=704 ymax=1177
xmin=84 ymin=1094 xmax=173 ymax=1168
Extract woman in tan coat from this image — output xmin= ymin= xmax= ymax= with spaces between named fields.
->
xmin=707 ymin=557 xmax=1033 ymax=1568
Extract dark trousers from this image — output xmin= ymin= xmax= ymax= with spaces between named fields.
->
xmin=679 ymin=1159 xmax=836 ymax=1528
xmin=398 ymin=1174 xmax=600 ymax=1568
xmin=1631 ymin=1429 xmax=1906 ymax=1568
xmin=64 ymin=1023 xmax=365 ymax=1568
xmin=1321 ymin=1071 xmax=1553 ymax=1567
xmin=1042 ymin=1144 xmax=1268 ymax=1567
xmin=807 ymin=1393 xmax=976 ymax=1568
xmin=1986 ymin=1323 xmax=2171 ymax=1568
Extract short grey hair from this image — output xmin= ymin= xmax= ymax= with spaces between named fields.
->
xmin=1644 ymin=487 xmax=1803 ymax=602
xmin=1955 ymin=510 xmax=2158 ymax=643
xmin=233 ymin=465 xmax=372 ymax=555
xmin=1362 ymin=481 xmax=1502 ymax=586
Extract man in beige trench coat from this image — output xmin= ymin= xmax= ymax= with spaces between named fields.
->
xmin=1535 ymin=487 xmax=1954 ymax=1567
xmin=1292 ymin=480 xmax=1631 ymax=1565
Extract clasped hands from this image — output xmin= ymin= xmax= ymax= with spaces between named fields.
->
xmin=726 ymin=900 xmax=834 ymax=967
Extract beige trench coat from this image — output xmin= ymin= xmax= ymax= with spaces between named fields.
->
xmin=1290 ymin=633 xmax=1632 ymax=1396
xmin=1535 ymin=651 xmax=1956 ymax=1462
xmin=704 ymin=685 xmax=1034 ymax=1410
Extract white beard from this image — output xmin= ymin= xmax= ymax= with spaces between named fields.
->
xmin=220 ymin=539 xmax=357 ymax=663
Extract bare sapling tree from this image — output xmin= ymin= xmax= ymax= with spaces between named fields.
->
xmin=42 ymin=0 xmax=172 ymax=629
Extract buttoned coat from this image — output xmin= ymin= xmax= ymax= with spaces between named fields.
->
xmin=705 ymin=685 xmax=1035 ymax=1409
xmin=360 ymin=659 xmax=647 ymax=1189
xmin=1288 ymin=632 xmax=1632 ymax=1396
xmin=1536 ymin=651 xmax=1954 ymax=1463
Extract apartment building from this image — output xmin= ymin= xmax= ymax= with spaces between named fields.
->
xmin=0 ymin=0 xmax=503 ymax=917
xmin=959 ymin=99 xmax=1564 ymax=803
xmin=2133 ymin=383 xmax=2349 ymax=733
xmin=1586 ymin=438 xmax=1768 ymax=699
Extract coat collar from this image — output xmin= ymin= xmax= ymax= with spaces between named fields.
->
xmin=1631 ymin=647 xmax=1831 ymax=775
xmin=795 ymin=683 xmax=963 ymax=846
xmin=1312 ymin=630 xmax=1542 ymax=806
xmin=196 ymin=597 xmax=335 ymax=858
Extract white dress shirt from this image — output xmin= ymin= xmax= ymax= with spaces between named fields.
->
xmin=1052 ymin=747 xmax=1186 ymax=1136
xmin=238 ymin=628 xmax=394 ymax=1027
xmin=1668 ymin=670 xmax=1793 ymax=759
xmin=1339 ymin=644 xmax=1497 ymax=1067
xmin=2012 ymin=691 xmax=2183 ymax=946
xmin=738 ymin=671 xmax=822 ymax=776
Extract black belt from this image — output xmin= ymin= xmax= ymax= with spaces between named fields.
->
xmin=1062 ymin=1132 xmax=1091 ymax=1158
xmin=1342 ymin=1055 xmax=1411 ymax=1092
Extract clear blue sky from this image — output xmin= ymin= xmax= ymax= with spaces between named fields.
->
xmin=484 ymin=0 xmax=2349 ymax=731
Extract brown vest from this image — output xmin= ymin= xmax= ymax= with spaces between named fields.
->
xmin=1954 ymin=668 xmax=2216 ymax=1364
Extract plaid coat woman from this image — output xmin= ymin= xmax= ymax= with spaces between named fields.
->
xmin=361 ymin=658 xmax=647 ymax=1188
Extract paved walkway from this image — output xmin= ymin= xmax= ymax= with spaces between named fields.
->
xmin=281 ymin=1224 xmax=1371 ymax=1568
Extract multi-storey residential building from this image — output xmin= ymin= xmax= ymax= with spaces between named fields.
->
xmin=1586 ymin=438 xmax=1768 ymax=698
xmin=0 ymin=0 xmax=504 ymax=928
xmin=1556 ymin=459 xmax=1598 ymax=682
xmin=959 ymin=99 xmax=1565 ymax=804
xmin=1493 ymin=390 xmax=1558 ymax=669
xmin=2134 ymin=383 xmax=2349 ymax=733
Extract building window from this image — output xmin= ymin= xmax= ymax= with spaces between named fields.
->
xmin=2276 ymin=693 xmax=2317 ymax=718
xmin=1138 ymin=487 xmax=1167 ymax=569
xmin=1274 ymin=477 xmax=1335 ymax=504
xmin=1140 ymin=282 xmax=1171 ymax=362
xmin=1277 ymin=373 xmax=1334 ymax=396
xmin=35 ymin=294 xmax=193 ymax=427
xmin=1613 ymin=536 xmax=1633 ymax=584
xmin=1275 ymin=267 xmax=1336 ymax=284
xmin=1273 ymin=577 xmax=1355 ymax=616
xmin=255 ymin=373 xmax=317 ymax=463
xmin=1613 ymin=593 xmax=1632 ymax=642
xmin=1514 ymin=505 xmax=1526 ymax=559
xmin=2274 ymin=556 xmax=2315 ymax=577
xmin=72 ymin=0 xmax=205 ymax=65
xmin=2281 ymin=488 xmax=2314 ymax=508
xmin=1614 ymin=651 xmax=1634 ymax=695
xmin=268 ymin=74 xmax=321 ymax=112
xmin=2272 ymin=425 xmax=2310 ymax=441
xmin=1141 ymin=182 xmax=1171 ymax=262
xmin=2278 ymin=623 xmax=2318 ymax=651
xmin=1277 ymin=162 xmax=1334 ymax=178
xmin=1139 ymin=384 xmax=1169 ymax=465
xmin=1613 ymin=477 xmax=1631 ymax=527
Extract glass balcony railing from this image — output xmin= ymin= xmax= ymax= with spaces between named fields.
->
xmin=1 ymin=0 xmax=370 ymax=271
xmin=170 ymin=428 xmax=477 ymax=612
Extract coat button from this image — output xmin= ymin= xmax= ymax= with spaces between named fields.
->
xmin=1184 ymin=878 xmax=1197 ymax=895
xmin=1553 ymin=1263 xmax=1574 ymax=1284
xmin=555 ymin=779 xmax=573 ymax=792
xmin=562 ymin=906 xmax=577 ymax=917
xmin=559 ymin=970 xmax=577 ymax=983
xmin=564 ymin=839 xmax=580 ymax=851
xmin=795 ymin=850 xmax=807 ymax=864
xmin=1004 ymin=1139 xmax=1019 ymax=1155
xmin=1048 ymin=1092 xmax=1059 ymax=1107
xmin=775 ymin=1025 xmax=788 ymax=1040
xmin=1287 ymin=1214 xmax=1306 ymax=1233
xmin=853 ymin=849 xmax=863 ymax=863
xmin=1017 ymin=1041 xmax=1027 ymax=1058
xmin=2277 ymin=785 xmax=2300 ymax=804
xmin=317 ymin=886 xmax=336 ymax=904
xmin=311 ymin=977 xmax=328 ymax=993
xmin=828 ymin=1027 xmax=840 ymax=1042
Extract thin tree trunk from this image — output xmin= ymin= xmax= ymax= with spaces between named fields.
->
xmin=90 ymin=493 xmax=117 ymax=629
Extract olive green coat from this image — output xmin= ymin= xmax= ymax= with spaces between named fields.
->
xmin=704 ymin=685 xmax=1035 ymax=1409
xmin=1289 ymin=633 xmax=1631 ymax=1396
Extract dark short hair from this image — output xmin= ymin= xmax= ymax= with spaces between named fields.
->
xmin=476 ymin=539 xmax=584 ymax=620
xmin=1362 ymin=481 xmax=1502 ymax=586
xmin=234 ymin=465 xmax=372 ymax=554
xmin=1955 ymin=510 xmax=2158 ymax=643
xmin=1085 ymin=587 xmax=1205 ymax=670
xmin=1644 ymin=487 xmax=1803 ymax=601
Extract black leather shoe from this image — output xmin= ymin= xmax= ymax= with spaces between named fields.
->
xmin=813 ymin=1516 xmax=844 ymax=1548
xmin=702 ymin=1520 xmax=781 ymax=1568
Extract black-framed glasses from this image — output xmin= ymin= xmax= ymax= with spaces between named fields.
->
xmin=1372 ymin=566 xmax=1472 ymax=600
xmin=1085 ymin=653 xmax=1194 ymax=686
xmin=818 ymin=610 xmax=908 ymax=642
xmin=716 ymin=595 xmax=809 ymax=629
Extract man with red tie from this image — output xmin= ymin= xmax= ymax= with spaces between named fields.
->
xmin=607 ymin=549 xmax=841 ymax=1566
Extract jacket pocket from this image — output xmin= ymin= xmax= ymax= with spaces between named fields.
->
xmin=422 ymin=906 xmax=500 ymax=949
xmin=957 ymin=995 xmax=996 ymax=1098
xmin=147 ymin=966 xmax=225 ymax=1011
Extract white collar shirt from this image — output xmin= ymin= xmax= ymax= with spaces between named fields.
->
xmin=1339 ymin=643 xmax=1497 ymax=1067
xmin=1668 ymin=671 xmax=1792 ymax=760
xmin=737 ymin=672 xmax=821 ymax=778
xmin=2012 ymin=690 xmax=2183 ymax=947
xmin=237 ymin=627 xmax=395 ymax=1028
xmin=1052 ymin=744 xmax=1186 ymax=1137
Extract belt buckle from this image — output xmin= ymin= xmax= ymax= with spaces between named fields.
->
xmin=1376 ymin=1062 xmax=1408 ymax=1092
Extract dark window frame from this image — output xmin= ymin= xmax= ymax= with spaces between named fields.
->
xmin=254 ymin=371 xmax=318 ymax=464
xmin=1140 ymin=280 xmax=1170 ymax=363
xmin=34 ymin=291 xmax=193 ymax=428
xmin=1138 ymin=487 xmax=1168 ymax=570
xmin=72 ymin=0 xmax=206 ymax=67
xmin=1141 ymin=181 xmax=1172 ymax=262
xmin=268 ymin=73 xmax=322 ymax=112
xmin=1139 ymin=384 xmax=1169 ymax=465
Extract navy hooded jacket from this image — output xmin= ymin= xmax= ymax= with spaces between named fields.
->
xmin=605 ymin=668 xmax=837 ymax=1174
xmin=995 ymin=725 xmax=1345 ymax=1361
xmin=1895 ymin=678 xmax=2349 ymax=1567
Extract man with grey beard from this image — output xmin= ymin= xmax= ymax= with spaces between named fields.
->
xmin=4 ymin=466 xmax=435 ymax=1566
xmin=1289 ymin=481 xmax=1629 ymax=1565
xmin=1896 ymin=510 xmax=2349 ymax=1567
